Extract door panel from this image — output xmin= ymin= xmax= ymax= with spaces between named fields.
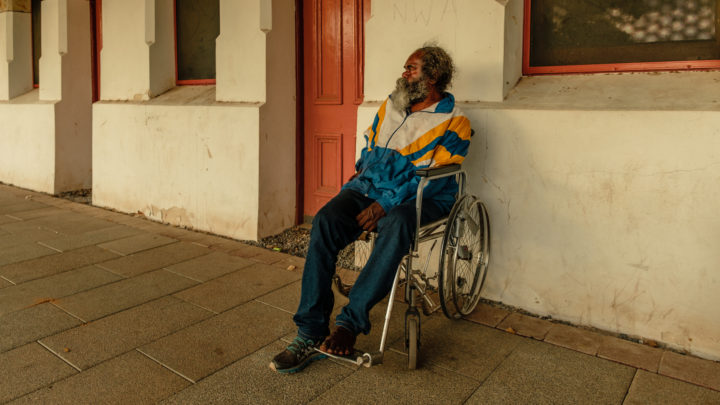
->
xmin=303 ymin=0 xmax=369 ymax=217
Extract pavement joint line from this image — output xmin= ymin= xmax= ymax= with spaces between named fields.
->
xmin=93 ymin=263 xmax=129 ymax=279
xmin=0 ymin=275 xmax=16 ymax=285
xmin=622 ymin=368 xmax=640 ymax=403
xmin=163 ymin=267 xmax=205 ymax=284
xmin=36 ymin=241 xmax=63 ymax=253
xmin=252 ymin=299 xmax=294 ymax=316
xmin=172 ymin=295 xmax=219 ymax=315
xmin=5 ymin=214 xmax=23 ymax=220
xmin=191 ymin=241 xmax=210 ymax=248
xmin=51 ymin=301 xmax=88 ymax=323
xmin=37 ymin=339 xmax=83 ymax=372
xmin=135 ymin=348 xmax=197 ymax=384
xmin=100 ymin=246 xmax=127 ymax=257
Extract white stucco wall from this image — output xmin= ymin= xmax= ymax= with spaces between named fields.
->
xmin=0 ymin=0 xmax=92 ymax=194
xmin=258 ymin=0 xmax=296 ymax=237
xmin=93 ymin=0 xmax=297 ymax=240
xmin=0 ymin=92 xmax=57 ymax=192
xmin=359 ymin=0 xmax=720 ymax=360
xmin=93 ymin=92 xmax=262 ymax=239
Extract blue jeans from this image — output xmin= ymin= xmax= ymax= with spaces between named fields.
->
xmin=293 ymin=189 xmax=450 ymax=340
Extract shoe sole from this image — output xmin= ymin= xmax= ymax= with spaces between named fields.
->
xmin=269 ymin=352 xmax=327 ymax=374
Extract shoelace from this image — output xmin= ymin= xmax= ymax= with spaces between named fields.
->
xmin=287 ymin=337 xmax=315 ymax=356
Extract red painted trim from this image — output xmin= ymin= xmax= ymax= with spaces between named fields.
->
xmin=295 ymin=0 xmax=304 ymax=224
xmin=90 ymin=0 xmax=101 ymax=102
xmin=522 ymin=0 xmax=720 ymax=75
xmin=173 ymin=0 xmax=178 ymax=84
xmin=522 ymin=0 xmax=531 ymax=75
xmin=176 ymin=79 xmax=216 ymax=85
xmin=526 ymin=60 xmax=720 ymax=75
xmin=33 ymin=84 xmax=39 ymax=89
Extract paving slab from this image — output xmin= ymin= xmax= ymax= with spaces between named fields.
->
xmin=659 ymin=350 xmax=720 ymax=391
xmin=11 ymin=350 xmax=191 ymax=405
xmin=396 ymin=316 xmax=525 ymax=381
xmin=139 ymin=300 xmax=295 ymax=383
xmin=161 ymin=339 xmax=354 ymax=404
xmin=0 ymin=245 xmax=120 ymax=284
xmin=497 ymin=312 xmax=553 ymax=340
xmin=173 ymin=262 xmax=302 ymax=313
xmin=0 ymin=200 xmax=50 ymax=215
xmin=163 ymin=251 xmax=255 ymax=282
xmin=0 ymin=265 xmax=122 ymax=316
xmin=227 ymin=244 xmax=280 ymax=260
xmin=25 ymin=213 xmax=118 ymax=235
xmin=597 ymin=335 xmax=663 ymax=372
xmin=269 ymin=253 xmax=307 ymax=271
xmin=464 ymin=302 xmax=510 ymax=327
xmin=467 ymin=339 xmax=636 ymax=404
xmin=6 ymin=207 xmax=67 ymax=220
xmin=40 ymin=296 xmax=213 ymax=370
xmin=0 ymin=303 xmax=82 ymax=353
xmin=36 ymin=224 xmax=143 ymax=252
xmin=0 ymin=343 xmax=78 ymax=403
xmin=97 ymin=233 xmax=178 ymax=256
xmin=0 ymin=214 xmax=20 ymax=225
xmin=0 ymin=221 xmax=61 ymax=242
xmin=310 ymin=350 xmax=479 ymax=405
xmin=96 ymin=242 xmax=211 ymax=277
xmin=53 ymin=269 xmax=199 ymax=322
xmin=623 ymin=370 xmax=720 ymax=405
xmin=0 ymin=242 xmax=57 ymax=267
xmin=544 ymin=323 xmax=603 ymax=356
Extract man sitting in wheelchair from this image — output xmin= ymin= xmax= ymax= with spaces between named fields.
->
xmin=271 ymin=45 xmax=473 ymax=373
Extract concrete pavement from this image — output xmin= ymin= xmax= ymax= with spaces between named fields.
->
xmin=1 ymin=183 xmax=719 ymax=404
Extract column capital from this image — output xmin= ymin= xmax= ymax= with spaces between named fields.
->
xmin=0 ymin=0 xmax=31 ymax=13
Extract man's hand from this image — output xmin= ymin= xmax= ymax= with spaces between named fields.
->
xmin=356 ymin=202 xmax=386 ymax=232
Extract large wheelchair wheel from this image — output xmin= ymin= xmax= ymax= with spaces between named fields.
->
xmin=438 ymin=194 xmax=491 ymax=318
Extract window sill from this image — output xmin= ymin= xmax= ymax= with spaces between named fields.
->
xmin=95 ymin=86 xmax=261 ymax=107
xmin=472 ymin=70 xmax=720 ymax=111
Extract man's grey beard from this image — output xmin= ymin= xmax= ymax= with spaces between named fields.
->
xmin=391 ymin=77 xmax=429 ymax=111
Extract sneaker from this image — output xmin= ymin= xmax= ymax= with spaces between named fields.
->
xmin=269 ymin=336 xmax=326 ymax=374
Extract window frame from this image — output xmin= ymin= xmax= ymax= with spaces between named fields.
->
xmin=174 ymin=0 xmax=218 ymax=85
xmin=522 ymin=0 xmax=720 ymax=75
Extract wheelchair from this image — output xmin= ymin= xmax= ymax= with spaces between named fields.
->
xmin=331 ymin=164 xmax=491 ymax=369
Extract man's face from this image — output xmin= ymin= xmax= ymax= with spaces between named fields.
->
xmin=402 ymin=52 xmax=424 ymax=84
xmin=391 ymin=52 xmax=431 ymax=111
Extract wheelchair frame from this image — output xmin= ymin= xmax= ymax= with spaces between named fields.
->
xmin=335 ymin=164 xmax=491 ymax=369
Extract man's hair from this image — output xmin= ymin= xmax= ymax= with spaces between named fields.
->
xmin=415 ymin=45 xmax=455 ymax=93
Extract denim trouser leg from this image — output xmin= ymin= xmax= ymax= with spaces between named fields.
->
xmin=335 ymin=198 xmax=449 ymax=336
xmin=293 ymin=189 xmax=371 ymax=340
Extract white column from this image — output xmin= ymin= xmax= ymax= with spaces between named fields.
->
xmin=100 ymin=0 xmax=173 ymax=100
xmin=0 ymin=0 xmax=32 ymax=100
xmin=216 ymin=0 xmax=268 ymax=102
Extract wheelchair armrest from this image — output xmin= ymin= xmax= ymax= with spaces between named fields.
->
xmin=415 ymin=164 xmax=461 ymax=178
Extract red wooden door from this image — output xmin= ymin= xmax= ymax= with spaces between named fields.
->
xmin=302 ymin=0 xmax=369 ymax=218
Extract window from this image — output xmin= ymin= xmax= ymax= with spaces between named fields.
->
xmin=175 ymin=0 xmax=220 ymax=84
xmin=32 ymin=0 xmax=41 ymax=86
xmin=524 ymin=0 xmax=720 ymax=74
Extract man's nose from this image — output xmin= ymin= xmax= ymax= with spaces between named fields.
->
xmin=402 ymin=70 xmax=410 ymax=79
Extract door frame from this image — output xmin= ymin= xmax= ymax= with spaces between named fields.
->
xmin=295 ymin=0 xmax=305 ymax=224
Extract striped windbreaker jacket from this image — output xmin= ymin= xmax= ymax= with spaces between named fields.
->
xmin=342 ymin=92 xmax=472 ymax=213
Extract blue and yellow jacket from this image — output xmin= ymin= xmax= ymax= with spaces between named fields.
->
xmin=342 ymin=92 xmax=472 ymax=213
